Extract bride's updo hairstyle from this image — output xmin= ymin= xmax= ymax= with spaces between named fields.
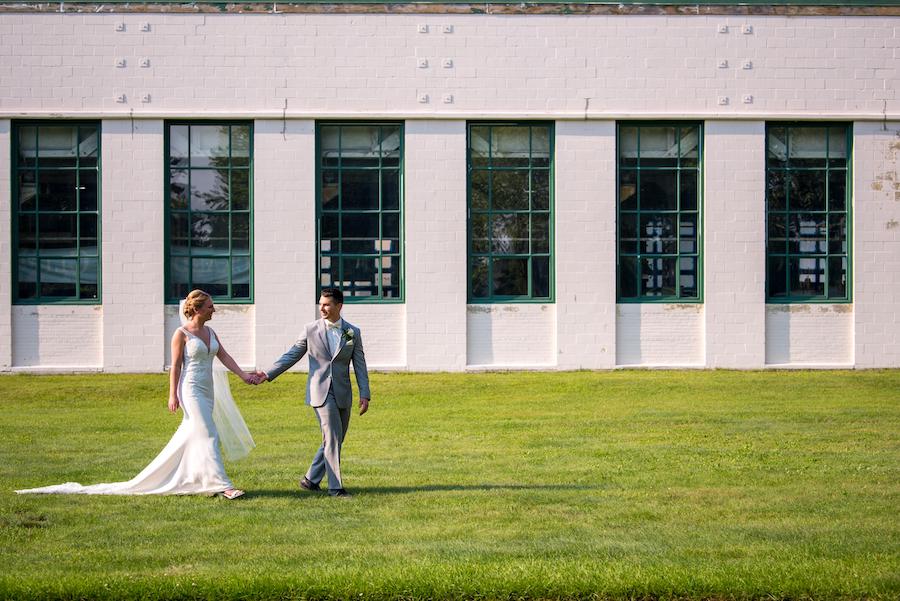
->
xmin=182 ymin=290 xmax=212 ymax=319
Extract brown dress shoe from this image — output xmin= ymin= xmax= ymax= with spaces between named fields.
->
xmin=299 ymin=477 xmax=321 ymax=491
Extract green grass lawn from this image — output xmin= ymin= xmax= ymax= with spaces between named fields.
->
xmin=0 ymin=370 xmax=898 ymax=600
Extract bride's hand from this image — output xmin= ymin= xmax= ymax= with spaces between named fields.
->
xmin=168 ymin=395 xmax=180 ymax=413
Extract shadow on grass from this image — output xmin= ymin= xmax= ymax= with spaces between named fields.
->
xmin=247 ymin=483 xmax=599 ymax=498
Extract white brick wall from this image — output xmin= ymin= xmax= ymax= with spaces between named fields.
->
xmin=163 ymin=304 xmax=255 ymax=369
xmin=12 ymin=305 xmax=102 ymax=368
xmin=616 ymin=304 xmax=705 ymax=367
xmin=341 ymin=304 xmax=406 ymax=369
xmin=765 ymin=305 xmax=854 ymax=366
xmin=555 ymin=121 xmax=617 ymax=369
xmin=404 ymin=120 xmax=468 ymax=371
xmin=252 ymin=120 xmax=316 ymax=373
xmin=100 ymin=119 xmax=166 ymax=372
xmin=853 ymin=121 xmax=900 ymax=367
xmin=1 ymin=14 xmax=896 ymax=119
xmin=704 ymin=121 xmax=767 ymax=368
xmin=467 ymin=304 xmax=556 ymax=368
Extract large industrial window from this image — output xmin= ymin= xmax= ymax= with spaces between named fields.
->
xmin=13 ymin=122 xmax=101 ymax=303
xmin=165 ymin=122 xmax=253 ymax=303
xmin=317 ymin=123 xmax=403 ymax=301
xmin=467 ymin=123 xmax=554 ymax=302
xmin=617 ymin=122 xmax=703 ymax=302
xmin=766 ymin=124 xmax=851 ymax=302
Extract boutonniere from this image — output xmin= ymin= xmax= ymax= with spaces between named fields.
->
xmin=342 ymin=328 xmax=354 ymax=344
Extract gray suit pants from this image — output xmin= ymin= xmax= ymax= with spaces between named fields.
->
xmin=306 ymin=388 xmax=351 ymax=491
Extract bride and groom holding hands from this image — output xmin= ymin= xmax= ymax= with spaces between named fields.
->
xmin=16 ymin=287 xmax=370 ymax=500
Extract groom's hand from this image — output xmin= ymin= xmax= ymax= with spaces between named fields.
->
xmin=253 ymin=370 xmax=268 ymax=385
xmin=359 ymin=397 xmax=369 ymax=416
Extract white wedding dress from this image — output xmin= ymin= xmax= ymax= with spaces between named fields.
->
xmin=16 ymin=327 xmax=252 ymax=496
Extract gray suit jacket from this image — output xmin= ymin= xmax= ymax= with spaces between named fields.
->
xmin=265 ymin=319 xmax=371 ymax=409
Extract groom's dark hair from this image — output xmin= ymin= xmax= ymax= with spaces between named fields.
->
xmin=320 ymin=287 xmax=344 ymax=304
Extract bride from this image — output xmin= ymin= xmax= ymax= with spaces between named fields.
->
xmin=16 ymin=290 xmax=255 ymax=499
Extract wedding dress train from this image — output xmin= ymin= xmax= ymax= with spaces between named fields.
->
xmin=16 ymin=327 xmax=253 ymax=496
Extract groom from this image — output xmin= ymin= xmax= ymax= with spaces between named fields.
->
xmin=254 ymin=287 xmax=370 ymax=498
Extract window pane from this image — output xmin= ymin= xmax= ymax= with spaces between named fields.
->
xmin=231 ymin=169 xmax=250 ymax=211
xmin=828 ymin=127 xmax=848 ymax=165
xmin=190 ymin=169 xmax=230 ymax=211
xmin=768 ymin=256 xmax=787 ymax=297
xmin=767 ymin=127 xmax=787 ymax=168
xmin=382 ymin=169 xmax=400 ymax=211
xmin=640 ymin=214 xmax=677 ymax=254
xmin=381 ymin=213 xmax=400 ymax=252
xmin=639 ymin=127 xmax=678 ymax=168
xmin=169 ymin=256 xmax=190 ymax=300
xmin=619 ymin=169 xmax=637 ymax=211
xmin=532 ymin=170 xmax=550 ymax=211
xmin=342 ymin=213 xmax=379 ymax=245
xmin=828 ymin=256 xmax=847 ymax=298
xmin=18 ymin=170 xmax=37 ymax=211
xmin=491 ymin=213 xmax=529 ymax=254
xmin=342 ymin=169 xmax=380 ymax=211
xmin=190 ymin=125 xmax=230 ymax=168
xmin=789 ymin=214 xmax=826 ymax=254
xmin=470 ymin=126 xmax=491 ymax=168
xmin=39 ymin=214 xmax=77 ymax=256
xmin=618 ymin=256 xmax=639 ymax=298
xmin=232 ymin=256 xmax=250 ymax=298
xmin=679 ymin=256 xmax=698 ymax=298
xmin=789 ymin=257 xmax=826 ymax=297
xmin=470 ymin=170 xmax=489 ymax=210
xmin=170 ymin=169 xmax=189 ymax=209
xmin=79 ymin=170 xmax=98 ymax=212
xmin=39 ymin=258 xmax=77 ymax=297
xmin=679 ymin=126 xmax=700 ymax=168
xmin=532 ymin=213 xmax=550 ymax=253
xmin=192 ymin=257 xmax=229 ymax=296
xmin=767 ymin=170 xmax=787 ymax=211
xmin=828 ymin=214 xmax=847 ymax=254
xmin=789 ymin=127 xmax=827 ymax=168
xmin=619 ymin=213 xmax=638 ymax=254
xmin=679 ymin=214 xmax=698 ymax=254
xmin=191 ymin=213 xmax=230 ymax=254
xmin=640 ymin=170 xmax=677 ymax=211
xmin=320 ymin=213 xmax=339 ymax=254
xmin=492 ymin=170 xmax=529 ymax=211
xmin=170 ymin=213 xmax=190 ymax=255
xmin=382 ymin=255 xmax=401 ymax=298
xmin=341 ymin=256 xmax=378 ymax=297
xmin=619 ymin=126 xmax=638 ymax=168
xmin=472 ymin=213 xmax=489 ymax=253
xmin=768 ymin=214 xmax=787 ymax=253
xmin=641 ymin=257 xmax=676 ymax=297
xmin=170 ymin=125 xmax=189 ymax=168
xmin=78 ymin=126 xmax=99 ymax=168
xmin=17 ymin=126 xmax=38 ymax=168
xmin=321 ymin=169 xmax=339 ymax=210
xmin=79 ymin=214 xmax=98 ymax=256
xmin=491 ymin=127 xmax=530 ymax=168
xmin=18 ymin=258 xmax=37 ymax=299
xmin=39 ymin=170 xmax=77 ymax=212
xmin=471 ymin=256 xmax=489 ymax=298
xmin=79 ymin=257 xmax=99 ymax=299
xmin=492 ymin=258 xmax=528 ymax=296
xmin=531 ymin=127 xmax=551 ymax=169
xmin=231 ymin=125 xmax=251 ymax=167
xmin=532 ymin=256 xmax=550 ymax=298
xmin=340 ymin=126 xmax=380 ymax=169
xmin=17 ymin=214 xmax=37 ymax=255
xmin=380 ymin=126 xmax=402 ymax=168
xmin=790 ymin=170 xmax=826 ymax=212
xmin=320 ymin=256 xmax=336 ymax=288
xmin=828 ymin=170 xmax=846 ymax=212
xmin=679 ymin=171 xmax=698 ymax=211
xmin=38 ymin=126 xmax=78 ymax=168
xmin=232 ymin=213 xmax=250 ymax=252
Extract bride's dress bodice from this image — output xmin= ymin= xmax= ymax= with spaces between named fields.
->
xmin=180 ymin=328 xmax=219 ymax=412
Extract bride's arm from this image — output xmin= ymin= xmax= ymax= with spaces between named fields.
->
xmin=216 ymin=341 xmax=254 ymax=384
xmin=169 ymin=330 xmax=186 ymax=413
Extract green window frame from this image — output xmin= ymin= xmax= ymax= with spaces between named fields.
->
xmin=617 ymin=122 xmax=703 ymax=302
xmin=316 ymin=122 xmax=404 ymax=302
xmin=467 ymin=122 xmax=554 ymax=303
xmin=766 ymin=123 xmax=851 ymax=302
xmin=165 ymin=122 xmax=253 ymax=304
xmin=12 ymin=121 xmax=101 ymax=304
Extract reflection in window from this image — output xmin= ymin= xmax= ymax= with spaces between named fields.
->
xmin=166 ymin=122 xmax=252 ymax=302
xmin=617 ymin=122 xmax=702 ymax=301
xmin=13 ymin=122 xmax=101 ymax=303
xmin=467 ymin=123 xmax=553 ymax=301
xmin=317 ymin=123 xmax=403 ymax=301
xmin=766 ymin=124 xmax=850 ymax=301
